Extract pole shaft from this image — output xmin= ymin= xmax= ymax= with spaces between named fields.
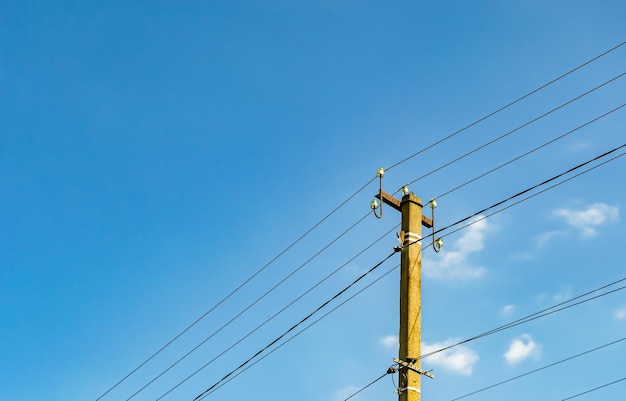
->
xmin=399 ymin=194 xmax=423 ymax=401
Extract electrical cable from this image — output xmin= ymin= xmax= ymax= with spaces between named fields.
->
xmin=139 ymin=223 xmax=398 ymax=400
xmin=432 ymin=142 xmax=626 ymax=238
xmin=125 ymin=141 xmax=624 ymax=399
xmin=189 ymin=250 xmax=399 ymax=401
xmin=435 ymin=104 xmax=625 ymax=199
xmin=559 ymin=377 xmax=626 ymax=400
xmin=96 ymin=43 xmax=624 ymax=400
xmin=95 ymin=179 xmax=374 ymax=401
xmin=344 ymin=277 xmax=626 ymax=401
xmin=450 ymin=337 xmax=626 ymax=400
xmin=199 ymin=263 xmax=402 ymax=400
xmin=344 ymin=372 xmax=390 ymax=401
xmin=341 ymin=146 xmax=626 ymax=401
xmin=401 ymin=71 xmax=625 ymax=191
xmin=195 ymin=145 xmax=626 ymax=400
xmin=385 ymin=41 xmax=625 ymax=171
xmin=124 ymin=212 xmax=373 ymax=400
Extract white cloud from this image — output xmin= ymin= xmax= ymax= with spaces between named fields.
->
xmin=333 ymin=386 xmax=361 ymax=401
xmin=532 ymin=230 xmax=566 ymax=249
xmin=379 ymin=335 xmax=397 ymax=350
xmin=423 ymin=217 xmax=489 ymax=280
xmin=615 ymin=307 xmax=626 ymax=320
xmin=554 ymin=203 xmax=619 ymax=238
xmin=553 ymin=285 xmax=572 ymax=302
xmin=504 ymin=334 xmax=541 ymax=365
xmin=501 ymin=305 xmax=515 ymax=317
xmin=568 ymin=141 xmax=589 ymax=152
xmin=422 ymin=339 xmax=479 ymax=376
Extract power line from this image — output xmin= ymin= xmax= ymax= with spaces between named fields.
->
xmin=189 ymin=250 xmax=399 ymax=401
xmin=344 ymin=277 xmax=626 ymax=401
xmin=124 ymin=212 xmax=373 ymax=400
xmin=95 ymin=179 xmax=374 ymax=401
xmin=401 ymin=71 xmax=626 ymax=191
xmin=200 ymin=263 xmax=402 ymax=400
xmin=125 ymin=140 xmax=625 ymax=399
xmin=195 ymin=145 xmax=626 ymax=400
xmin=435 ymin=104 xmax=625 ymax=199
xmin=560 ymin=377 xmax=626 ymax=400
xmin=432 ymin=142 xmax=626 ymax=237
xmin=95 ymin=43 xmax=624 ymax=400
xmin=138 ymin=223 xmax=398 ymax=400
xmin=450 ymin=337 xmax=626 ymax=400
xmin=385 ymin=41 xmax=625 ymax=171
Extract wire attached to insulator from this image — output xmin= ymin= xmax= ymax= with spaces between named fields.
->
xmin=430 ymin=199 xmax=443 ymax=253
xmin=371 ymin=168 xmax=385 ymax=218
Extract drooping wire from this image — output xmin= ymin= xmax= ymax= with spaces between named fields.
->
xmin=385 ymin=41 xmax=625 ymax=171
xmin=435 ymin=104 xmax=625 ymax=199
xmin=559 ymin=377 xmax=626 ymax=400
xmin=189 ymin=250 xmax=399 ymax=401
xmin=450 ymin=337 xmax=626 ymax=400
xmin=402 ymin=72 xmax=626 ymax=190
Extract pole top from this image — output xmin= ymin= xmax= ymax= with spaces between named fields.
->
xmin=401 ymin=193 xmax=423 ymax=207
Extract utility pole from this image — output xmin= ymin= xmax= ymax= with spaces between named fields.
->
xmin=372 ymin=168 xmax=437 ymax=401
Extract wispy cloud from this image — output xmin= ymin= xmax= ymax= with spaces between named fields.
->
xmin=379 ymin=335 xmax=397 ymax=350
xmin=553 ymin=285 xmax=572 ymax=302
xmin=615 ymin=307 xmax=626 ymax=321
xmin=554 ymin=203 xmax=619 ymax=238
xmin=532 ymin=230 xmax=567 ymax=249
xmin=422 ymin=339 xmax=479 ymax=376
xmin=504 ymin=334 xmax=541 ymax=365
xmin=501 ymin=305 xmax=515 ymax=317
xmin=333 ymin=386 xmax=361 ymax=401
xmin=423 ymin=217 xmax=489 ymax=280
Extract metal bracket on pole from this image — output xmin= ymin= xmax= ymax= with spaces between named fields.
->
xmin=393 ymin=358 xmax=435 ymax=379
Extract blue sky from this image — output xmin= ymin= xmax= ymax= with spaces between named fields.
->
xmin=1 ymin=1 xmax=625 ymax=400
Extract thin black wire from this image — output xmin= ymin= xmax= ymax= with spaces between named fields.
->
xmin=149 ymin=222 xmax=397 ymax=400
xmin=342 ymin=148 xmax=626 ymax=401
xmin=436 ymin=149 xmax=626 ymax=243
xmin=126 ymin=212 xmax=371 ymax=400
xmin=202 ymin=263 xmax=402 ymax=400
xmin=96 ymin=178 xmax=375 ymax=401
xmin=385 ymin=41 xmax=625 ymax=171
xmin=345 ymin=279 xmax=626 ymax=401
xmin=205 ymin=143 xmax=626 ymax=399
xmin=344 ymin=373 xmax=390 ymax=401
xmin=131 ymin=140 xmax=625 ymax=400
xmin=95 ymin=42 xmax=625 ymax=400
xmin=433 ymin=142 xmax=626 ymax=237
xmin=560 ymin=377 xmax=626 ymax=400
xmin=203 ymin=146 xmax=626 ymax=401
xmin=436 ymin=104 xmax=626 ymax=199
xmin=402 ymin=71 xmax=626 ymax=190
xmin=190 ymin=250 xmax=399 ymax=401
xmin=450 ymin=337 xmax=626 ymax=400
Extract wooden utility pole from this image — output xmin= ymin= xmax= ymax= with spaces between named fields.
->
xmin=374 ymin=173 xmax=435 ymax=401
